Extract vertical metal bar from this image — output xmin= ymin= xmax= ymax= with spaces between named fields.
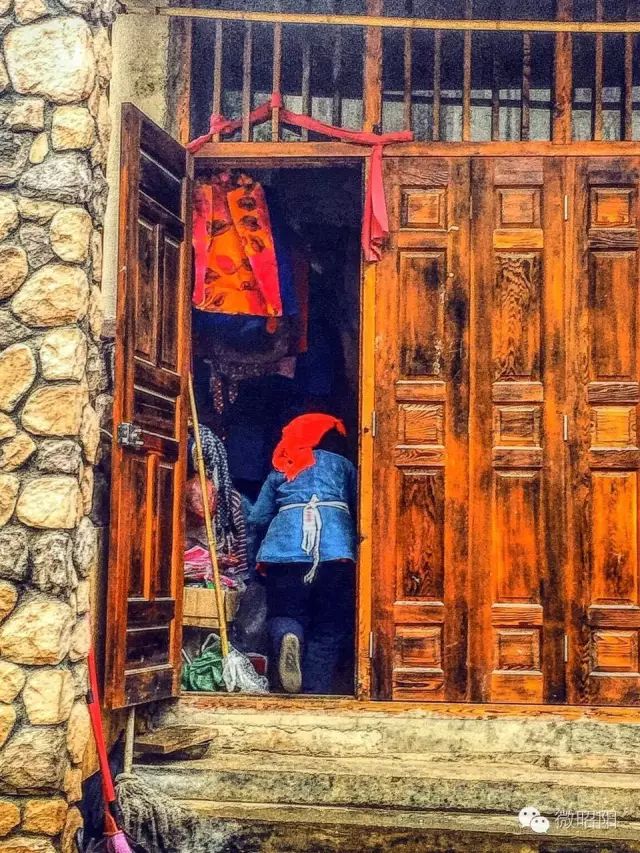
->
xmin=301 ymin=35 xmax=311 ymax=140
xmin=462 ymin=0 xmax=472 ymax=141
xmin=491 ymin=50 xmax=500 ymax=140
xmin=593 ymin=0 xmax=604 ymax=141
xmin=212 ymin=20 xmax=223 ymax=142
xmin=432 ymin=29 xmax=442 ymax=141
xmin=403 ymin=27 xmax=413 ymax=131
xmin=272 ymin=22 xmax=282 ymax=141
xmin=332 ymin=9 xmax=343 ymax=126
xmin=521 ymin=32 xmax=531 ymax=141
xmin=241 ymin=21 xmax=253 ymax=141
xmin=624 ymin=32 xmax=634 ymax=140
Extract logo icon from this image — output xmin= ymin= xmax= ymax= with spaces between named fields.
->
xmin=518 ymin=806 xmax=550 ymax=834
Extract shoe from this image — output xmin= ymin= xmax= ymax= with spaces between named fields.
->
xmin=278 ymin=633 xmax=302 ymax=694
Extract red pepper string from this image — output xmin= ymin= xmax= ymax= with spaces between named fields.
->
xmin=187 ymin=94 xmax=414 ymax=262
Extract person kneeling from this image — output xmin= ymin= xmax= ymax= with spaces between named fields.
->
xmin=249 ymin=414 xmax=357 ymax=694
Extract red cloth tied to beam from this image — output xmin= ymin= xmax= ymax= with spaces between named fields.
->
xmin=187 ymin=94 xmax=414 ymax=262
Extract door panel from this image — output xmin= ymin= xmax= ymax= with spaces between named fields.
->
xmin=567 ymin=157 xmax=640 ymax=706
xmin=372 ymin=157 xmax=470 ymax=701
xmin=468 ymin=158 xmax=567 ymax=704
xmin=105 ymin=104 xmax=192 ymax=709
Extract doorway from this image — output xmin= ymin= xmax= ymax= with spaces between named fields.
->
xmin=372 ymin=154 xmax=640 ymax=707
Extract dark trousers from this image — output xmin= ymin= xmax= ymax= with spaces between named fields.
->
xmin=265 ymin=561 xmax=355 ymax=694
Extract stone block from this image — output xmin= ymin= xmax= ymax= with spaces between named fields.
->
xmin=39 ymin=327 xmax=87 ymax=381
xmin=50 ymin=207 xmax=92 ymax=264
xmin=63 ymin=765 xmax=82 ymax=803
xmin=66 ymin=701 xmax=90 ymax=764
xmin=0 ymin=580 xmax=17 ymax=622
xmin=0 ymin=245 xmax=28 ymax=299
xmin=5 ymin=98 xmax=44 ymax=131
xmin=0 ymin=705 xmax=15 ymax=749
xmin=0 ymin=800 xmax=19 ymax=836
xmin=5 ymin=18 xmax=95 ymax=103
xmin=0 ymin=415 xmax=16 ymax=440
xmin=24 ymin=668 xmax=74 ymax=724
xmin=80 ymin=404 xmax=99 ymax=463
xmin=51 ymin=106 xmax=95 ymax=152
xmin=23 ymin=798 xmax=67 ymax=835
xmin=72 ymin=516 xmax=97 ymax=578
xmin=0 ymin=526 xmax=27 ymax=580
xmin=0 ymin=432 xmax=36 ymax=471
xmin=80 ymin=465 xmax=93 ymax=515
xmin=35 ymin=439 xmax=82 ymax=474
xmin=0 ymin=595 xmax=73 ymax=664
xmin=19 ymin=222 xmax=54 ymax=269
xmin=0 ymin=475 xmax=19 ymax=526
xmin=30 ymin=529 xmax=75 ymax=594
xmin=29 ymin=132 xmax=48 ymax=165
xmin=0 ymin=195 xmax=18 ymax=241
xmin=90 ymin=229 xmax=102 ymax=283
xmin=16 ymin=475 xmax=82 ymax=529
xmin=0 ymin=310 xmax=29 ymax=348
xmin=0 ymin=132 xmax=31 ymax=188
xmin=0 ymin=58 xmax=8 ymax=96
xmin=18 ymin=152 xmax=92 ymax=205
xmin=22 ymin=384 xmax=85 ymax=436
xmin=14 ymin=0 xmax=50 ymax=23
xmin=61 ymin=806 xmax=82 ymax=853
xmin=0 ymin=343 xmax=36 ymax=412
xmin=17 ymin=198 xmax=61 ymax=223
xmin=0 ymin=838 xmax=57 ymax=852
xmin=0 ymin=660 xmax=25 ymax=703
xmin=0 ymin=725 xmax=66 ymax=789
xmin=12 ymin=263 xmax=89 ymax=327
xmin=87 ymin=284 xmax=103 ymax=340
xmin=69 ymin=615 xmax=89 ymax=662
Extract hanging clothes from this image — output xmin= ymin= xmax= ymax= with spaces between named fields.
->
xmin=193 ymin=170 xmax=283 ymax=317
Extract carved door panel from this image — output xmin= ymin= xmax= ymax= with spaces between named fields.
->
xmin=468 ymin=158 xmax=567 ymax=704
xmin=567 ymin=157 xmax=640 ymax=705
xmin=105 ymin=105 xmax=192 ymax=709
xmin=372 ymin=157 xmax=471 ymax=701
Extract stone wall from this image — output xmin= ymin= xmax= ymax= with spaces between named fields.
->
xmin=0 ymin=0 xmax=115 ymax=846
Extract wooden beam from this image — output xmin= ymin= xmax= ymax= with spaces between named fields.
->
xmin=462 ymin=0 xmax=472 ymax=141
xmin=521 ymin=32 xmax=531 ymax=141
xmin=403 ymin=28 xmax=413 ymax=131
xmin=126 ymin=6 xmax=640 ymax=35
xmin=593 ymin=0 xmax=604 ymax=141
xmin=432 ymin=30 xmax=441 ymax=141
xmin=363 ymin=0 xmax=383 ymax=131
xmin=553 ymin=0 xmax=573 ymax=144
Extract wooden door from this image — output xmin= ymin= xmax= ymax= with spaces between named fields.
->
xmin=105 ymin=104 xmax=192 ymax=709
xmin=372 ymin=157 xmax=471 ymax=701
xmin=567 ymin=157 xmax=640 ymax=705
xmin=468 ymin=157 xmax=567 ymax=704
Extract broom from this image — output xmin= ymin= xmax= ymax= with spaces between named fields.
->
xmin=188 ymin=374 xmax=268 ymax=694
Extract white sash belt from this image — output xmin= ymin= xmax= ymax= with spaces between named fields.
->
xmin=278 ymin=495 xmax=350 ymax=583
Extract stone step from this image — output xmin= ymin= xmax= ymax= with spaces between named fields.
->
xmin=158 ymin=699 xmax=640 ymax=765
xmin=135 ymin=751 xmax=640 ymax=820
xmin=182 ymin=800 xmax=640 ymax=847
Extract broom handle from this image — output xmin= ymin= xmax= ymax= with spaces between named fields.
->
xmin=187 ymin=374 xmax=230 ymax=658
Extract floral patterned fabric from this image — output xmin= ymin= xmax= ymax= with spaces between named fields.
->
xmin=193 ymin=170 xmax=283 ymax=317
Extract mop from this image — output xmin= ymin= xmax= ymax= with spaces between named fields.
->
xmin=187 ymin=374 xmax=268 ymax=694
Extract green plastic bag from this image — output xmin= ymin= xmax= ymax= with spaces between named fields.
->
xmin=181 ymin=634 xmax=224 ymax=692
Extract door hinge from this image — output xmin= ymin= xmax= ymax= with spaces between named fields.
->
xmin=371 ymin=410 xmax=377 ymax=438
xmin=117 ymin=422 xmax=143 ymax=449
xmin=563 ymin=194 xmax=569 ymax=221
xmin=563 ymin=634 xmax=569 ymax=664
xmin=369 ymin=631 xmax=375 ymax=659
xmin=562 ymin=414 xmax=569 ymax=442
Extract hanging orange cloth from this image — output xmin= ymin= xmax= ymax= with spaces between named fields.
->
xmin=193 ymin=170 xmax=283 ymax=317
xmin=273 ymin=414 xmax=347 ymax=481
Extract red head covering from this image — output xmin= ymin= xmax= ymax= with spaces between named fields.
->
xmin=272 ymin=414 xmax=347 ymax=481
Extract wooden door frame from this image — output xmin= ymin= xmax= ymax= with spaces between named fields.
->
xmin=192 ymin=147 xmax=375 ymax=700
xmin=190 ymin=140 xmax=640 ymax=707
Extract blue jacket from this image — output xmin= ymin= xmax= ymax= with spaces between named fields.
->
xmin=249 ymin=450 xmax=357 ymax=564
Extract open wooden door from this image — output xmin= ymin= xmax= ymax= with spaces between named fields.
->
xmin=105 ymin=104 xmax=192 ymax=709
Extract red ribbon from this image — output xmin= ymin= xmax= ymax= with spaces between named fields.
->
xmin=187 ymin=94 xmax=414 ymax=262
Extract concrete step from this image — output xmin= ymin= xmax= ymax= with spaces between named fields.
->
xmin=157 ymin=699 xmax=640 ymax=768
xmin=135 ymin=751 xmax=640 ymax=820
